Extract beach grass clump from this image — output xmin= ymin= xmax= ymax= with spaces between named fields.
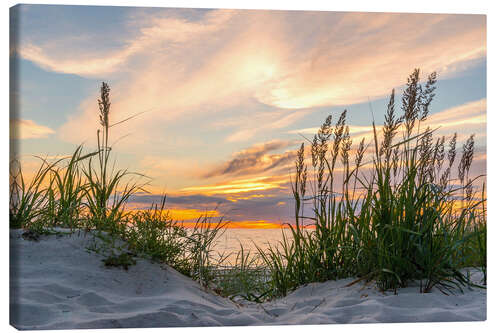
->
xmin=9 ymin=158 xmax=56 ymax=230
xmin=44 ymin=146 xmax=98 ymax=230
xmin=474 ymin=212 xmax=487 ymax=285
xmin=10 ymin=145 xmax=97 ymax=232
xmin=123 ymin=202 xmax=230 ymax=287
xmin=9 ymin=83 xmax=145 ymax=238
xmin=260 ymin=68 xmax=486 ymax=297
xmin=123 ymin=201 xmax=229 ymax=287
xmin=9 ymin=81 xmax=229 ymax=289
xmin=102 ymin=252 xmax=137 ymax=270
xmin=184 ymin=214 xmax=228 ymax=286
xmin=125 ymin=196 xmax=190 ymax=271
xmin=212 ymin=244 xmax=271 ymax=302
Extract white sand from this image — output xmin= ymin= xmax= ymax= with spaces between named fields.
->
xmin=9 ymin=229 xmax=486 ymax=329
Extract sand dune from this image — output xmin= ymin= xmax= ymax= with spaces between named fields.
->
xmin=9 ymin=229 xmax=486 ymax=329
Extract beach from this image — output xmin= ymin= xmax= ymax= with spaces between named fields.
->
xmin=9 ymin=229 xmax=486 ymax=329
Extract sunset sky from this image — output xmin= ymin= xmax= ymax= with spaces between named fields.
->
xmin=10 ymin=5 xmax=486 ymax=228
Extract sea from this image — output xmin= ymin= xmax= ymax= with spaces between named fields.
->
xmin=211 ymin=228 xmax=296 ymax=265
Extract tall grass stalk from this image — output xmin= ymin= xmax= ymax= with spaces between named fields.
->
xmin=82 ymin=82 xmax=147 ymax=234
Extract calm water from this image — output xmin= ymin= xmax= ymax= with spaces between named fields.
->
xmin=212 ymin=228 xmax=296 ymax=265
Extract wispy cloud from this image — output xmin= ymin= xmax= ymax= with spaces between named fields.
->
xmin=10 ymin=119 xmax=55 ymax=139
xmin=14 ymin=10 xmax=484 ymax=148
xmin=288 ymin=124 xmax=377 ymax=136
xmin=17 ymin=43 xmax=136 ymax=77
xmin=16 ymin=9 xmax=236 ymax=77
xmin=224 ymin=109 xmax=308 ymax=142
xmin=255 ymin=12 xmax=485 ymax=109
xmin=427 ymin=98 xmax=486 ymax=129
xmin=291 ymin=98 xmax=486 ymax=143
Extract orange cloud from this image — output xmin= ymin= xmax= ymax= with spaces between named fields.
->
xmin=166 ymin=208 xmax=220 ymax=221
xmin=178 ymin=220 xmax=284 ymax=229
xmin=15 ymin=9 xmax=486 ymax=203
xmin=179 ymin=220 xmax=315 ymax=229
xmin=289 ymin=124 xmax=380 ymax=136
xmin=181 ymin=175 xmax=289 ymax=195
xmin=125 ymin=208 xmax=290 ymax=229
xmin=126 ymin=205 xmax=220 ymax=220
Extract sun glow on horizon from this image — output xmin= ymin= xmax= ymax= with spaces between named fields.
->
xmin=181 ymin=176 xmax=289 ymax=195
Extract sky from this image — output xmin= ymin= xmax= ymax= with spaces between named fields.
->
xmin=9 ymin=5 xmax=486 ymax=228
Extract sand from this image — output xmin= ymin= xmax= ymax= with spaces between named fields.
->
xmin=9 ymin=229 xmax=486 ymax=329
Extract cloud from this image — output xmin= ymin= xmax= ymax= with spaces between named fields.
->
xmin=128 ymin=193 xmax=230 ymax=205
xmin=289 ymin=124 xmax=377 ymax=136
xmin=137 ymin=155 xmax=211 ymax=191
xmin=279 ymin=98 xmax=487 ymax=186
xmin=53 ymin=10 xmax=291 ymax=146
xmin=14 ymin=10 xmax=484 ymax=148
xmin=181 ymin=175 xmax=290 ymax=195
xmin=10 ymin=119 xmax=55 ymax=139
xmin=203 ymin=140 xmax=296 ymax=178
xmin=126 ymin=187 xmax=297 ymax=226
xmin=255 ymin=13 xmax=486 ymax=109
xmin=224 ymin=109 xmax=308 ymax=143
xmin=16 ymin=9 xmax=236 ymax=77
xmin=291 ymin=98 xmax=486 ymax=144
xmin=17 ymin=43 xmax=136 ymax=77
xmin=427 ymin=98 xmax=486 ymax=129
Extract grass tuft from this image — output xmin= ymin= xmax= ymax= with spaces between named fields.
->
xmin=257 ymin=68 xmax=486 ymax=297
xmin=103 ymin=252 xmax=137 ymax=270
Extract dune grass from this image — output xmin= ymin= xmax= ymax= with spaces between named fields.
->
xmin=258 ymin=69 xmax=486 ymax=297
xmin=9 ymin=157 xmax=56 ymax=230
xmin=10 ymin=69 xmax=486 ymax=301
xmin=213 ymin=244 xmax=271 ymax=302
xmin=9 ymin=82 xmax=227 ymax=287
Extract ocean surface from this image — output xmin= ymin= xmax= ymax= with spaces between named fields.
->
xmin=211 ymin=228 xmax=296 ymax=265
